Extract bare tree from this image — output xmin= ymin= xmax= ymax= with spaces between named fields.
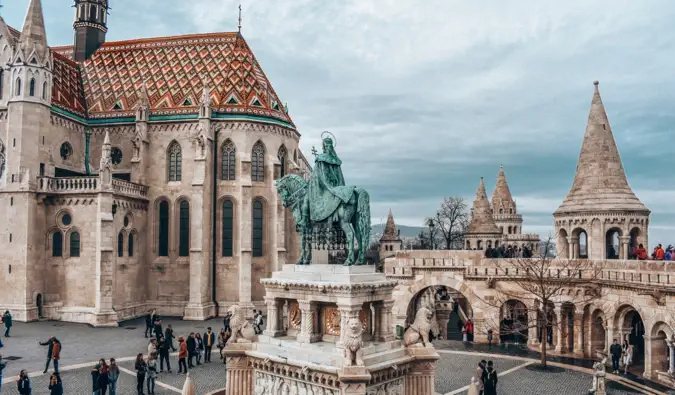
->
xmin=478 ymin=236 xmax=606 ymax=367
xmin=413 ymin=229 xmax=432 ymax=250
xmin=426 ymin=197 xmax=469 ymax=250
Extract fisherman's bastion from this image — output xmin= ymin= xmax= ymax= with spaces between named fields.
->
xmin=1 ymin=0 xmax=674 ymax=393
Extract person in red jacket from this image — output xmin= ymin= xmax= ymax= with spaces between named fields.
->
xmin=177 ymin=337 xmax=188 ymax=375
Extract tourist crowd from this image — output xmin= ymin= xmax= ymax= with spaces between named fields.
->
xmin=483 ymin=245 xmax=534 ymax=259
xmin=0 ymin=308 xmax=266 ymax=395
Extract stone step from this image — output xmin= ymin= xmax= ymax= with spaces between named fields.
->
xmin=282 ymin=264 xmax=376 ymax=274
xmin=272 ymin=271 xmax=387 ymax=283
xmin=362 ymin=347 xmax=407 ymax=366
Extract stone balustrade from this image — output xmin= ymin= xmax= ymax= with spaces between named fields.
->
xmin=37 ymin=176 xmax=99 ymax=193
xmin=112 ymin=179 xmax=149 ymax=200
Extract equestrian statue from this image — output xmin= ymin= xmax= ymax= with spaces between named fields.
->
xmin=275 ymin=132 xmax=371 ymax=266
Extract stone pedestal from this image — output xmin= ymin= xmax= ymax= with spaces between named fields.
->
xmin=224 ymin=264 xmax=439 ymax=395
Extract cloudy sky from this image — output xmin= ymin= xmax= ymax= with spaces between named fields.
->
xmin=6 ymin=0 xmax=675 ymax=244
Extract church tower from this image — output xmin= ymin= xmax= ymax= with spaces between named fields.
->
xmin=379 ymin=209 xmax=402 ymax=257
xmin=73 ymin=0 xmax=109 ymax=62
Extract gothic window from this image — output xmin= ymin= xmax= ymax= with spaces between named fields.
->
xmin=499 ymin=208 xmax=503 ymax=214
xmin=117 ymin=232 xmax=124 ymax=257
xmin=509 ymin=208 xmax=513 ymax=214
xmin=128 ymin=233 xmax=134 ymax=257
xmin=252 ymin=199 xmax=263 ymax=257
xmin=70 ymin=232 xmax=80 ymax=257
xmin=251 ymin=141 xmax=265 ymax=182
xmin=52 ymin=231 xmax=63 ymax=257
xmin=179 ymin=200 xmax=190 ymax=257
xmin=168 ymin=141 xmax=182 ymax=182
xmin=158 ymin=201 xmax=169 ymax=257
xmin=277 ymin=145 xmax=287 ymax=178
xmin=0 ymin=70 xmax=4 ymax=98
xmin=90 ymin=5 xmax=97 ymax=22
xmin=15 ymin=78 xmax=21 ymax=96
xmin=29 ymin=78 xmax=36 ymax=96
xmin=42 ymin=82 xmax=48 ymax=100
xmin=111 ymin=147 xmax=123 ymax=165
xmin=222 ymin=199 xmax=234 ymax=257
xmin=60 ymin=142 xmax=73 ymax=160
xmin=221 ymin=139 xmax=236 ymax=180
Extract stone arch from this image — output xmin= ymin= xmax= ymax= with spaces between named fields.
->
xmin=153 ymin=196 xmax=171 ymax=256
xmin=217 ymin=195 xmax=238 ymax=258
xmin=175 ymin=196 xmax=191 ymax=257
xmin=499 ymin=299 xmax=529 ymax=344
xmin=614 ymin=304 xmax=646 ymax=366
xmin=465 ymin=240 xmax=471 ymax=250
xmin=65 ymin=226 xmax=82 ymax=258
xmin=588 ymin=307 xmax=608 ymax=356
xmin=649 ymin=322 xmax=673 ymax=377
xmin=166 ymin=140 xmax=182 ymax=182
xmin=629 ymin=227 xmax=643 ymax=256
xmin=571 ymin=227 xmax=588 ymax=259
xmin=605 ymin=227 xmax=621 ymax=259
xmin=476 ymin=240 xmax=482 ymax=250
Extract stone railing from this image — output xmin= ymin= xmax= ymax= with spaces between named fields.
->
xmin=112 ymin=179 xmax=149 ymax=200
xmin=37 ymin=176 xmax=99 ymax=194
xmin=385 ymin=250 xmax=482 ymax=277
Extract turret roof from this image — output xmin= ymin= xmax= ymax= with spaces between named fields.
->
xmin=18 ymin=0 xmax=48 ymax=59
xmin=467 ymin=177 xmax=502 ymax=234
xmin=491 ymin=165 xmax=515 ymax=211
xmin=554 ymin=82 xmax=649 ymax=215
xmin=380 ymin=209 xmax=401 ymax=242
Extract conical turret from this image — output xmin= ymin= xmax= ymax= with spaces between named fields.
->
xmin=18 ymin=0 xmax=49 ymax=60
xmin=467 ymin=177 xmax=501 ymax=234
xmin=380 ymin=209 xmax=401 ymax=242
xmin=491 ymin=165 xmax=516 ymax=215
xmin=555 ymin=81 xmax=649 ymax=214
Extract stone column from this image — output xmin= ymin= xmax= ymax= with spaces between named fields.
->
xmin=372 ymin=302 xmax=382 ymax=341
xmin=555 ymin=305 xmax=567 ymax=353
xmin=567 ymin=236 xmax=575 ymax=259
xmin=606 ymin=327 xmax=616 ymax=354
xmin=381 ymin=300 xmax=396 ymax=342
xmin=239 ymin=182 xmax=253 ymax=311
xmin=297 ymin=300 xmax=319 ymax=343
xmin=667 ymin=340 xmax=675 ymax=374
xmin=643 ymin=335 xmax=653 ymax=379
xmin=436 ymin=310 xmax=450 ymax=341
xmin=405 ymin=348 xmax=440 ymax=395
xmin=263 ymin=297 xmax=284 ymax=337
xmin=224 ymin=347 xmax=253 ymax=394
xmin=572 ymin=312 xmax=583 ymax=355
xmin=337 ymin=304 xmax=363 ymax=349
xmin=619 ymin=236 xmax=630 ymax=260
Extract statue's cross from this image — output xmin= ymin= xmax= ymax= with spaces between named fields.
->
xmin=311 ymin=146 xmax=318 ymax=156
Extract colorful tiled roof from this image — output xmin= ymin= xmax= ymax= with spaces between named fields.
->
xmin=79 ymin=32 xmax=293 ymax=125
xmin=52 ymin=51 xmax=87 ymax=117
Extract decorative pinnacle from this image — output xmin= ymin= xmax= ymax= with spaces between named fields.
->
xmin=238 ymin=4 xmax=242 ymax=33
xmin=593 ymin=80 xmax=599 ymax=86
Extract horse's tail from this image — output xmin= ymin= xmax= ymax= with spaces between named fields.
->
xmin=355 ymin=188 xmax=371 ymax=263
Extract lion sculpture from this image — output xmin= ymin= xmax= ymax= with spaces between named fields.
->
xmin=403 ymin=307 xmax=433 ymax=347
xmin=226 ymin=305 xmax=257 ymax=345
xmin=343 ymin=318 xmax=365 ymax=367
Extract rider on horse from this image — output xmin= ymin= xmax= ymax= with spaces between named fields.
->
xmin=307 ymin=137 xmax=355 ymax=223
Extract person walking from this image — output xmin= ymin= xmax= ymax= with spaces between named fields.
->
xmin=147 ymin=338 xmax=157 ymax=357
xmin=2 ymin=311 xmax=12 ymax=337
xmin=147 ymin=352 xmax=158 ymax=395
xmin=0 ymin=354 xmax=6 ymax=392
xmin=610 ymin=338 xmax=622 ymax=374
xmin=217 ymin=328 xmax=228 ymax=360
xmin=623 ymin=341 xmax=634 ymax=375
xmin=40 ymin=336 xmax=62 ymax=374
xmin=487 ymin=329 xmax=493 ymax=351
xmin=195 ymin=332 xmax=204 ymax=365
xmin=158 ymin=337 xmax=171 ymax=373
xmin=108 ymin=358 xmax=120 ymax=395
xmin=48 ymin=373 xmax=63 ymax=395
xmin=482 ymin=361 xmax=498 ymax=395
xmin=153 ymin=319 xmax=163 ymax=341
xmin=164 ymin=324 xmax=176 ymax=352
xmin=177 ymin=336 xmax=188 ymax=375
xmin=254 ymin=311 xmax=264 ymax=335
xmin=187 ymin=333 xmax=196 ymax=368
xmin=144 ymin=310 xmax=155 ymax=338
xmin=17 ymin=369 xmax=32 ymax=395
xmin=97 ymin=359 xmax=110 ymax=395
xmin=475 ymin=360 xmax=486 ymax=395
xmin=134 ymin=353 xmax=147 ymax=395
xmin=91 ymin=364 xmax=101 ymax=395
xmin=204 ymin=327 xmax=216 ymax=363
xmin=223 ymin=312 xmax=232 ymax=333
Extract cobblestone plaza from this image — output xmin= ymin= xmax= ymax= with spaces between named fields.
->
xmin=0 ymin=319 xmax=666 ymax=394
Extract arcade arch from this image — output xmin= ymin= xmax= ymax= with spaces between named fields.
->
xmin=499 ymin=300 xmax=528 ymax=344
xmin=405 ymin=285 xmax=474 ymax=342
xmin=605 ymin=227 xmax=621 ymax=259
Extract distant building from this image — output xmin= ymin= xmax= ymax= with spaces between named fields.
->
xmin=379 ymin=209 xmax=403 ymax=258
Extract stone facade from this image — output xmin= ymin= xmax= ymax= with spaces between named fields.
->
xmin=554 ymin=81 xmax=650 ymax=260
xmin=0 ymin=0 xmax=310 ymax=325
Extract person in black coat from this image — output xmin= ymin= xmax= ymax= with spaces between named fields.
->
xmin=158 ymin=337 xmax=172 ymax=373
xmin=482 ymin=361 xmax=498 ymax=395
xmin=203 ymin=327 xmax=216 ymax=363
xmin=153 ymin=319 xmax=163 ymax=341
xmin=186 ymin=333 xmax=196 ymax=368
xmin=144 ymin=310 xmax=154 ymax=338
xmin=17 ymin=369 xmax=31 ymax=395
xmin=223 ymin=312 xmax=231 ymax=333
xmin=164 ymin=324 xmax=176 ymax=352
xmin=610 ymin=338 xmax=623 ymax=373
xmin=39 ymin=336 xmax=62 ymax=374
xmin=48 ymin=373 xmax=63 ymax=395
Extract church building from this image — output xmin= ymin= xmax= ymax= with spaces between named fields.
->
xmin=0 ymin=0 xmax=310 ymax=325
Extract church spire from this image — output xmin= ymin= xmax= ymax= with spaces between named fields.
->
xmin=380 ymin=208 xmax=401 ymax=242
xmin=467 ymin=177 xmax=501 ymax=234
xmin=555 ymin=81 xmax=649 ymax=214
xmin=19 ymin=0 xmax=48 ymax=59
xmin=73 ymin=0 xmax=109 ymax=62
xmin=491 ymin=165 xmax=516 ymax=215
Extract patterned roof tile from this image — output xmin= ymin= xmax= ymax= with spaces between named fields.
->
xmin=52 ymin=51 xmax=87 ymax=117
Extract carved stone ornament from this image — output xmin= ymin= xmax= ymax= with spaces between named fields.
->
xmin=226 ymin=305 xmax=256 ymax=344
xmin=403 ymin=307 xmax=433 ymax=347
xmin=253 ymin=371 xmax=337 ymax=395
xmin=0 ymin=139 xmax=5 ymax=179
xmin=365 ymin=378 xmax=404 ymax=395
xmin=193 ymin=124 xmax=207 ymax=159
xmin=343 ymin=318 xmax=365 ymax=367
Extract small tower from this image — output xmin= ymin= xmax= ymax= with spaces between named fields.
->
xmin=491 ymin=165 xmax=522 ymax=235
xmin=464 ymin=177 xmax=502 ymax=250
xmin=73 ymin=0 xmax=109 ymax=62
xmin=379 ymin=209 xmax=402 ymax=256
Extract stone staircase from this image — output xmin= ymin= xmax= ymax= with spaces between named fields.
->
xmin=446 ymin=310 xmax=463 ymax=341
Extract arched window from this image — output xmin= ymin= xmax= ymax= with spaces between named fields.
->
xmin=251 ymin=141 xmax=265 ymax=182
xmin=252 ymin=199 xmax=263 ymax=257
xmin=168 ymin=141 xmax=182 ymax=182
xmin=509 ymin=208 xmax=513 ymax=214
xmin=70 ymin=232 xmax=80 ymax=257
xmin=15 ymin=78 xmax=21 ymax=96
xmin=29 ymin=78 xmax=36 ymax=96
xmin=222 ymin=199 xmax=234 ymax=257
xmin=179 ymin=200 xmax=190 ymax=257
xmin=221 ymin=139 xmax=236 ymax=180
xmin=52 ymin=231 xmax=63 ymax=257
xmin=117 ymin=232 xmax=124 ymax=257
xmin=277 ymin=145 xmax=287 ymax=178
xmin=42 ymin=82 xmax=48 ymax=100
xmin=128 ymin=233 xmax=134 ymax=257
xmin=90 ymin=4 xmax=97 ymax=21
xmin=158 ymin=201 xmax=169 ymax=256
xmin=0 ymin=70 xmax=4 ymax=98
